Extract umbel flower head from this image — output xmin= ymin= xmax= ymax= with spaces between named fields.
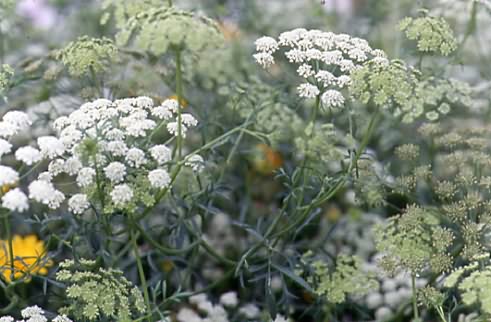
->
xmin=57 ymin=36 xmax=119 ymax=77
xmin=29 ymin=97 xmax=203 ymax=215
xmin=253 ymin=28 xmax=388 ymax=110
xmin=0 ymin=306 xmax=72 ymax=322
xmin=56 ymin=259 xmax=146 ymax=321
xmin=0 ymin=235 xmax=53 ymax=282
xmin=115 ymin=6 xmax=224 ymax=56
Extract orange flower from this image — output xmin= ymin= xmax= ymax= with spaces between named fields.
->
xmin=251 ymin=144 xmax=284 ymax=175
xmin=0 ymin=235 xmax=53 ymax=282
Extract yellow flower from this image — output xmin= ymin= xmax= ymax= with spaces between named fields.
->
xmin=1 ymin=183 xmax=16 ymax=194
xmin=0 ymin=235 xmax=52 ymax=282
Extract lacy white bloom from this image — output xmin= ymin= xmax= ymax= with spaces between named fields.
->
xmin=273 ymin=315 xmax=289 ymax=322
xmin=181 ymin=114 xmax=198 ymax=127
xmin=0 ymin=139 xmax=12 ymax=158
xmin=176 ymin=308 xmax=201 ymax=322
xmin=52 ymin=315 xmax=73 ymax=322
xmin=15 ymin=146 xmax=41 ymax=165
xmin=0 ymin=166 xmax=19 ymax=186
xmin=298 ymin=83 xmax=320 ymax=98
xmin=254 ymin=29 xmax=385 ymax=103
xmin=321 ymin=90 xmax=345 ymax=108
xmin=111 ymin=184 xmax=133 ymax=206
xmin=28 ymin=180 xmax=64 ymax=209
xmin=37 ymin=136 xmax=64 ymax=158
xmin=76 ymin=167 xmax=96 ymax=188
xmin=161 ymin=99 xmax=179 ymax=113
xmin=21 ymin=306 xmax=44 ymax=318
xmin=148 ymin=169 xmax=171 ymax=189
xmin=150 ymin=145 xmax=172 ymax=165
xmin=48 ymin=159 xmax=65 ymax=176
xmin=2 ymin=111 xmax=31 ymax=130
xmin=0 ymin=317 xmax=14 ymax=322
xmin=68 ymin=194 xmax=90 ymax=215
xmin=0 ymin=122 xmax=17 ymax=138
xmin=64 ymin=157 xmax=82 ymax=176
xmin=104 ymin=162 xmax=126 ymax=183
xmin=185 ymin=154 xmax=205 ymax=172
xmin=106 ymin=140 xmax=128 ymax=157
xmin=219 ymin=291 xmax=238 ymax=307
xmin=255 ymin=36 xmax=279 ymax=53
xmin=297 ymin=64 xmax=314 ymax=78
xmin=126 ymin=148 xmax=147 ymax=168
xmin=239 ymin=304 xmax=260 ymax=319
xmin=2 ymin=188 xmax=28 ymax=212
xmin=167 ymin=122 xmax=187 ymax=138
xmin=253 ymin=52 xmax=275 ymax=68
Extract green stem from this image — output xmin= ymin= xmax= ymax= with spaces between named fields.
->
xmin=3 ymin=214 xmax=14 ymax=280
xmin=167 ymin=0 xmax=172 ymax=6
xmin=130 ymin=220 xmax=152 ymax=322
xmin=436 ymin=306 xmax=447 ymax=322
xmin=175 ymin=49 xmax=183 ymax=160
xmin=411 ymin=273 xmax=419 ymax=321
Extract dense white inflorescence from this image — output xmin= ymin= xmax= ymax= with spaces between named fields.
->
xmin=253 ymin=29 xmax=388 ymax=110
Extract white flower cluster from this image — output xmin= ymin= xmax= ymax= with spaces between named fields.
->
xmin=174 ymin=292 xmax=285 ymax=322
xmin=31 ymin=97 xmax=203 ymax=214
xmin=0 ymin=306 xmax=72 ymax=322
xmin=253 ymin=29 xmax=388 ymax=109
xmin=0 ymin=111 xmax=34 ymax=213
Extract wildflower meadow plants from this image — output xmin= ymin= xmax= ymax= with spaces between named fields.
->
xmin=1 ymin=0 xmax=491 ymax=321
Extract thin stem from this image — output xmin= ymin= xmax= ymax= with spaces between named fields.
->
xmin=130 ymin=221 xmax=152 ymax=322
xmin=167 ymin=0 xmax=172 ymax=6
xmin=175 ymin=49 xmax=183 ymax=160
xmin=3 ymin=214 xmax=14 ymax=280
xmin=411 ymin=273 xmax=419 ymax=321
xmin=436 ymin=306 xmax=448 ymax=322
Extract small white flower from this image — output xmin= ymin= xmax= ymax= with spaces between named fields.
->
xmin=21 ymin=305 xmax=44 ymax=318
xmin=185 ymin=155 xmax=205 ymax=172
xmin=297 ymin=64 xmax=314 ymax=78
xmin=38 ymin=136 xmax=65 ymax=159
xmin=150 ymin=145 xmax=172 ymax=165
xmin=253 ymin=52 xmax=275 ymax=68
xmin=0 ymin=316 xmax=14 ymax=322
xmin=338 ymin=59 xmax=356 ymax=72
xmin=0 ymin=166 xmax=19 ymax=186
xmin=111 ymin=184 xmax=133 ymax=206
xmin=135 ymin=96 xmax=154 ymax=109
xmin=3 ymin=111 xmax=31 ymax=130
xmin=68 ymin=194 xmax=90 ymax=215
xmin=106 ymin=140 xmax=128 ymax=157
xmin=38 ymin=171 xmax=52 ymax=182
xmin=29 ymin=180 xmax=64 ymax=209
xmin=152 ymin=105 xmax=174 ymax=120
xmin=321 ymin=90 xmax=345 ymax=108
xmin=148 ymin=169 xmax=171 ymax=189
xmin=255 ymin=36 xmax=279 ymax=53
xmin=336 ymin=75 xmax=352 ymax=88
xmin=239 ymin=304 xmax=260 ymax=319
xmin=2 ymin=188 xmax=28 ymax=212
xmin=161 ymin=99 xmax=179 ymax=113
xmin=126 ymin=148 xmax=147 ymax=168
xmin=64 ymin=157 xmax=83 ymax=176
xmin=315 ymin=70 xmax=336 ymax=86
xmin=0 ymin=139 xmax=12 ymax=158
xmin=15 ymin=146 xmax=42 ymax=165
xmin=297 ymin=83 xmax=320 ymax=98
xmin=273 ymin=315 xmax=289 ymax=322
xmin=53 ymin=315 xmax=73 ymax=322
xmin=285 ymin=49 xmax=306 ymax=63
xmin=176 ymin=308 xmax=201 ymax=322
xmin=219 ymin=291 xmax=238 ymax=307
xmin=0 ymin=121 xmax=18 ymax=138
xmin=77 ymin=167 xmax=96 ymax=188
xmin=104 ymin=162 xmax=126 ymax=183
xmin=181 ymin=114 xmax=198 ymax=127
xmin=167 ymin=122 xmax=188 ymax=138
xmin=48 ymin=159 xmax=66 ymax=176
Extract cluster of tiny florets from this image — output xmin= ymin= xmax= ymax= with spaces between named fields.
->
xmin=253 ymin=29 xmax=388 ymax=110
xmin=18 ymin=97 xmax=203 ymax=215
